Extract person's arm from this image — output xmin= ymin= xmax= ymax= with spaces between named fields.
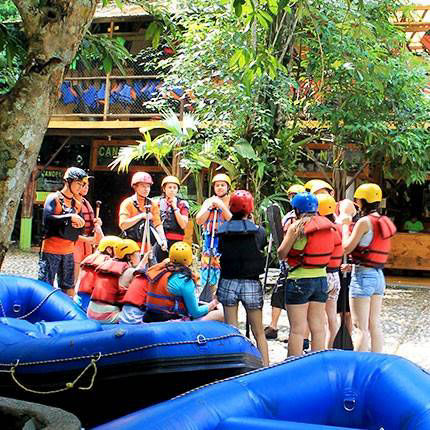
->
xmin=342 ymin=217 xmax=370 ymax=255
xmin=168 ymin=274 xmax=209 ymax=319
xmin=277 ymin=220 xmax=300 ymax=259
xmin=43 ymin=194 xmax=84 ymax=227
xmin=119 ymin=200 xmax=150 ymax=231
xmin=171 ymin=199 xmax=189 ymax=230
xmin=195 ymin=198 xmax=214 ymax=225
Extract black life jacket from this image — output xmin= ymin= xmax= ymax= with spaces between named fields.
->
xmin=44 ymin=192 xmax=83 ymax=242
xmin=159 ymin=198 xmax=189 ymax=236
xmin=217 ymin=220 xmax=266 ymax=280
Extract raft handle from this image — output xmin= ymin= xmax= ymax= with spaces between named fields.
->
xmin=343 ymin=398 xmax=356 ymax=412
xmin=197 ymin=334 xmax=207 ymax=345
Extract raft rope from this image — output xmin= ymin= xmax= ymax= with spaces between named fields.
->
xmin=0 ymin=332 xmax=244 ymax=395
xmin=0 ymin=288 xmax=60 ymax=320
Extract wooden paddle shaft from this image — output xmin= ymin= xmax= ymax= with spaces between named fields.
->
xmin=95 ymin=200 xmax=102 ymax=218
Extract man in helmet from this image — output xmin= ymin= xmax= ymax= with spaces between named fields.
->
xmin=119 ymin=171 xmax=167 ymax=257
xmin=153 ymin=175 xmax=190 ymax=262
xmin=141 ymin=242 xmax=221 ymax=323
xmin=87 ymin=238 xmax=145 ymax=323
xmin=265 ymin=184 xmax=305 ymax=341
xmin=216 ymin=190 xmax=269 ymax=366
xmin=196 ymin=173 xmax=233 ymax=299
xmin=38 ymin=167 xmax=87 ymax=296
xmin=73 ymin=174 xmax=103 ymax=283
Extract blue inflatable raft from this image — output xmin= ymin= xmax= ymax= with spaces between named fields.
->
xmin=0 ymin=275 xmax=262 ymax=427
xmin=95 ymin=350 xmax=430 ymax=430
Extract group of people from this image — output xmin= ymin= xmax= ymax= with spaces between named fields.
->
xmin=38 ymin=167 xmax=396 ymax=366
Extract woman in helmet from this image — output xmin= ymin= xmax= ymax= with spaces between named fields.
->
xmin=316 ymin=194 xmax=343 ymax=348
xmin=75 ymin=235 xmax=122 ymax=311
xmin=339 ymin=183 xmax=396 ymax=352
xmin=153 ymin=175 xmax=190 ymax=262
xmin=196 ymin=173 xmax=233 ymax=300
xmin=216 ymin=190 xmax=269 ymax=366
xmin=143 ymin=242 xmax=221 ymax=323
xmin=87 ymin=239 xmax=143 ymax=323
xmin=278 ymin=192 xmax=338 ymax=356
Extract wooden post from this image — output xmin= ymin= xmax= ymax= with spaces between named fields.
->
xmin=19 ymin=168 xmax=38 ymax=251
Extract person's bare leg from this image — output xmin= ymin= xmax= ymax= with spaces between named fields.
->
xmin=325 ymin=299 xmax=339 ymax=348
xmin=247 ymin=309 xmax=269 ymax=366
xmin=286 ymin=303 xmax=309 ymax=356
xmin=269 ymin=307 xmax=282 ymax=330
xmin=350 ymin=297 xmax=371 ymax=352
xmin=222 ymin=304 xmax=239 ymax=328
xmin=307 ymin=301 xmax=327 ymax=351
xmin=201 ymin=308 xmax=224 ymax=322
xmin=369 ymin=295 xmax=384 ymax=352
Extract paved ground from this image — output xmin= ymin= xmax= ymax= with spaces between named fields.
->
xmin=2 ymin=246 xmax=430 ymax=371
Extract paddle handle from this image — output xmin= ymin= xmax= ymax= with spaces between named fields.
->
xmin=95 ymin=200 xmax=102 ymax=219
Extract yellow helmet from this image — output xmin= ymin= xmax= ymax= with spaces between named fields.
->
xmin=316 ymin=194 xmax=336 ymax=216
xmin=161 ymin=175 xmax=181 ymax=189
xmin=304 ymin=179 xmax=322 ymax=192
xmin=115 ymin=239 xmax=140 ymax=260
xmin=98 ymin=236 xmax=122 ymax=253
xmin=286 ymin=184 xmax=306 ymax=195
xmin=169 ymin=241 xmax=193 ymax=266
xmin=212 ymin=173 xmax=231 ymax=187
xmin=354 ymin=183 xmax=382 ymax=203
xmin=309 ymin=180 xmax=333 ymax=194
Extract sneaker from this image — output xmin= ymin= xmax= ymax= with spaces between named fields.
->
xmin=264 ymin=326 xmax=278 ymax=340
xmin=303 ymin=338 xmax=310 ymax=351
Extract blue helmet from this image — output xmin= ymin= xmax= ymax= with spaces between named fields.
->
xmin=291 ymin=192 xmax=318 ymax=214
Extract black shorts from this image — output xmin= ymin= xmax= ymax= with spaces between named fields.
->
xmin=270 ymin=273 xmax=287 ymax=309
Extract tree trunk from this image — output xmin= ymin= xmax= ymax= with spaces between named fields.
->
xmin=0 ymin=0 xmax=97 ymax=268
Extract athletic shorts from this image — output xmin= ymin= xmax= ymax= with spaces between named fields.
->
xmin=38 ymin=252 xmax=75 ymax=290
xmin=285 ymin=277 xmax=328 ymax=305
xmin=349 ymin=266 xmax=385 ymax=298
xmin=327 ymin=271 xmax=341 ymax=302
xmin=217 ymin=278 xmax=263 ymax=310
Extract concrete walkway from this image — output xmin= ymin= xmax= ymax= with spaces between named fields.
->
xmin=2 ymin=246 xmax=430 ymax=371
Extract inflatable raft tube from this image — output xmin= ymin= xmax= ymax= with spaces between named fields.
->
xmin=95 ymin=350 xmax=430 ymax=430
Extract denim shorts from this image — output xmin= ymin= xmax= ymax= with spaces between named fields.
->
xmin=217 ymin=278 xmax=263 ymax=310
xmin=285 ymin=277 xmax=328 ymax=305
xmin=349 ymin=266 xmax=385 ymax=298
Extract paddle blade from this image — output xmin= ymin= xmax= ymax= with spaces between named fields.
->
xmin=333 ymin=321 xmax=354 ymax=350
xmin=199 ymin=284 xmax=213 ymax=303
xmin=266 ymin=204 xmax=283 ymax=248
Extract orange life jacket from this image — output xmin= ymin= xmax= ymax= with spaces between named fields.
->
xmin=90 ymin=259 xmax=130 ymax=305
xmin=327 ymin=224 xmax=343 ymax=272
xmin=351 ymin=214 xmax=396 ymax=268
xmin=287 ymin=216 xmax=336 ymax=270
xmin=121 ymin=269 xmax=150 ymax=309
xmin=145 ymin=262 xmax=189 ymax=318
xmin=78 ymin=253 xmax=110 ymax=295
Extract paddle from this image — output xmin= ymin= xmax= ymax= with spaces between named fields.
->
xmin=95 ymin=200 xmax=101 ymax=219
xmin=333 ymin=260 xmax=354 ymax=350
xmin=199 ymin=209 xmax=219 ymax=303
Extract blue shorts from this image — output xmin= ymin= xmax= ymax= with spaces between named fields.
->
xmin=349 ymin=266 xmax=385 ymax=298
xmin=38 ymin=252 xmax=75 ymax=290
xmin=285 ymin=277 xmax=328 ymax=305
xmin=217 ymin=278 xmax=263 ymax=310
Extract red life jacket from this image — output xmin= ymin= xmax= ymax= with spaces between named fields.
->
xmin=91 ymin=259 xmax=130 ymax=305
xmin=351 ymin=214 xmax=396 ymax=268
xmin=287 ymin=216 xmax=336 ymax=270
xmin=121 ymin=270 xmax=150 ymax=309
xmin=145 ymin=262 xmax=190 ymax=318
xmin=78 ymin=253 xmax=110 ymax=295
xmin=327 ymin=224 xmax=343 ymax=272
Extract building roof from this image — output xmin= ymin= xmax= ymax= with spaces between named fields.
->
xmin=93 ymin=2 xmax=151 ymax=23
